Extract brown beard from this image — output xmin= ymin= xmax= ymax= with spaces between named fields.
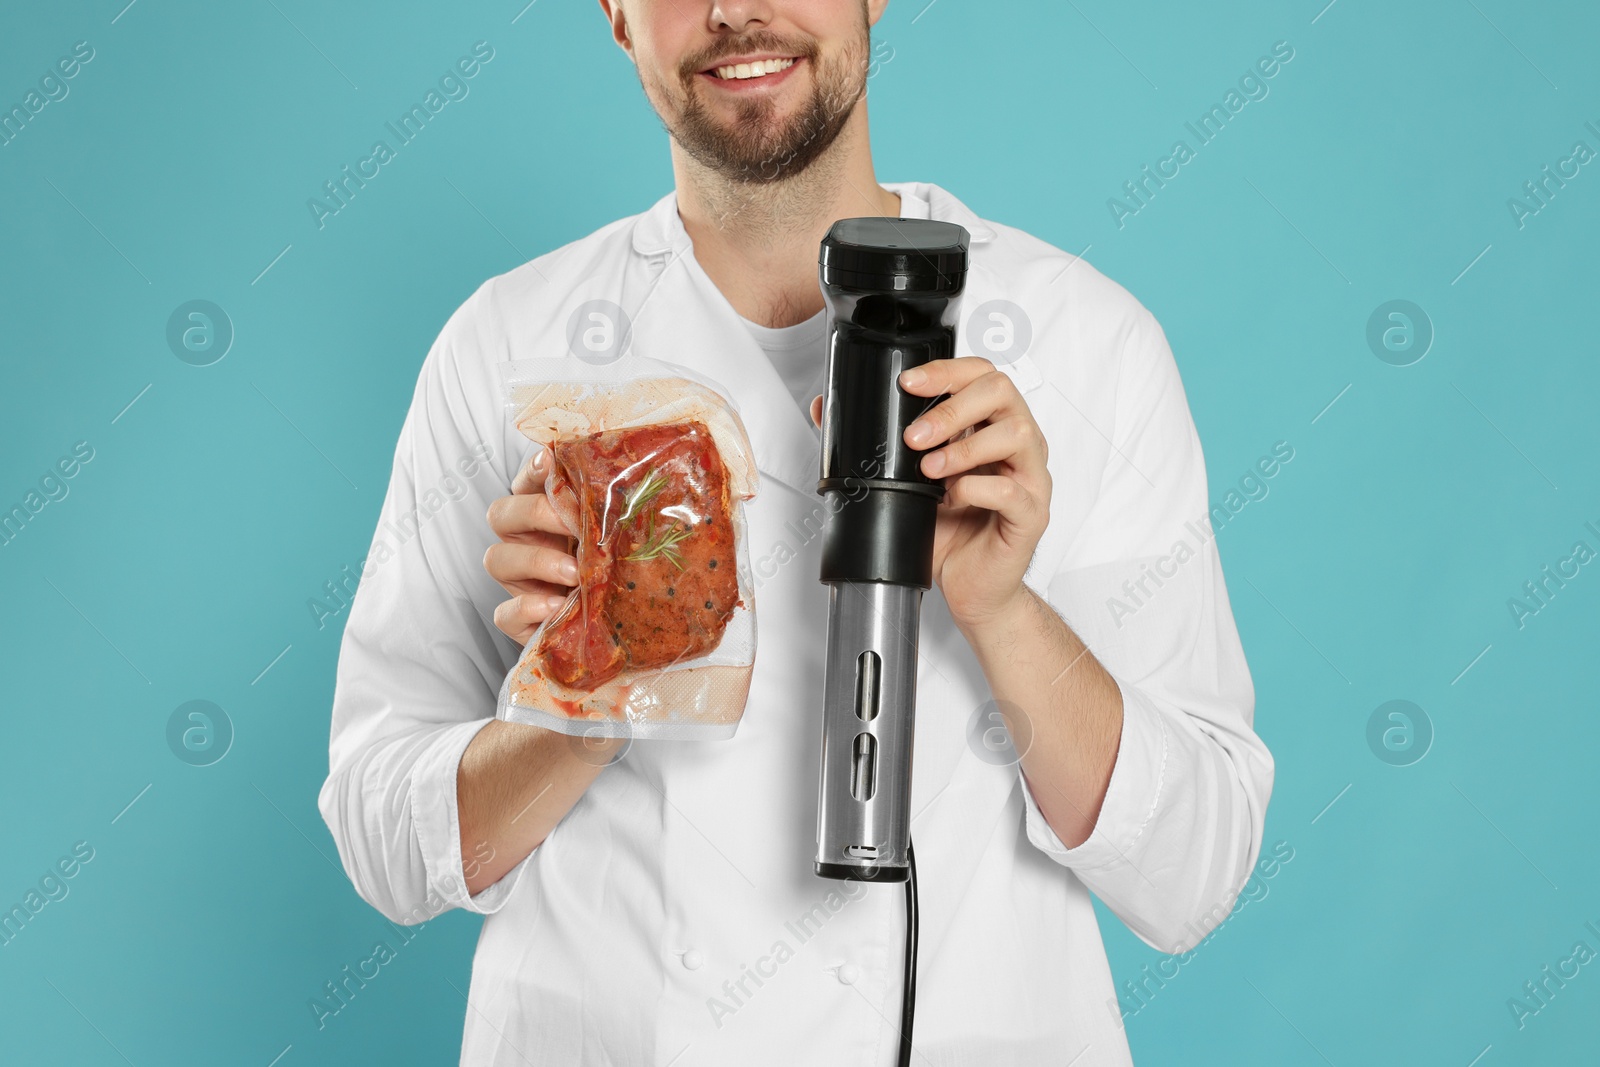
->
xmin=653 ymin=21 xmax=871 ymax=185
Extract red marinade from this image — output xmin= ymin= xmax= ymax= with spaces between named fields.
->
xmin=534 ymin=420 xmax=742 ymax=691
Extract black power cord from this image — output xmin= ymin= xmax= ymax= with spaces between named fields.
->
xmin=897 ymin=839 xmax=919 ymax=1067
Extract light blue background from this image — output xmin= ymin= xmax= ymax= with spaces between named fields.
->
xmin=2 ymin=1 xmax=1597 ymax=1064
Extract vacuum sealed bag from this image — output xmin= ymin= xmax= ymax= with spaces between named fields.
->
xmin=496 ymin=357 xmax=759 ymax=739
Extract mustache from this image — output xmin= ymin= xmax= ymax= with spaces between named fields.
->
xmin=680 ymin=32 xmax=818 ymax=79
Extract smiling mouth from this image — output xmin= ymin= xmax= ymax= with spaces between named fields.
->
xmin=704 ymin=57 xmax=799 ymax=82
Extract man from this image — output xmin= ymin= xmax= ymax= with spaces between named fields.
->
xmin=318 ymin=1 xmax=1274 ymax=1064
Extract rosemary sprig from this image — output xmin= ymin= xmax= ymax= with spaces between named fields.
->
xmin=617 ymin=467 xmax=669 ymax=526
xmin=622 ymin=515 xmax=693 ymax=570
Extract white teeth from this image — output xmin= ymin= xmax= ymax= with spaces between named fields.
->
xmin=713 ymin=57 xmax=795 ymax=80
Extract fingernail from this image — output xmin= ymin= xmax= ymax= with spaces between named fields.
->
xmin=905 ymin=420 xmax=931 ymax=447
xmin=900 ymin=368 xmax=926 ymax=389
xmin=546 ymin=594 xmax=569 ymax=611
xmin=922 ymin=450 xmax=945 ymax=475
xmin=532 ymin=449 xmax=547 ymax=469
xmin=560 ymin=558 xmax=579 ymax=582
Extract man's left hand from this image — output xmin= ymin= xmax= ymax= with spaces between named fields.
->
xmin=899 ymin=357 xmax=1052 ymax=630
xmin=811 ymin=356 xmax=1051 ymax=632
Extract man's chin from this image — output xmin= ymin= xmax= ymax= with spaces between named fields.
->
xmin=669 ymin=67 xmax=857 ymax=183
xmin=677 ymin=119 xmax=821 ymax=183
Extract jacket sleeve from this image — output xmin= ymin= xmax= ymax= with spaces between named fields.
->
xmin=316 ymin=283 xmax=533 ymax=926
xmin=1017 ymin=305 xmax=1276 ymax=955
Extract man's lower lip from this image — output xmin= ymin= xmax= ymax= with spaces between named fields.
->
xmin=698 ymin=58 xmax=802 ymax=90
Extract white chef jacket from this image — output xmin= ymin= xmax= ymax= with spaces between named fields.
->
xmin=318 ymin=181 xmax=1274 ymax=1067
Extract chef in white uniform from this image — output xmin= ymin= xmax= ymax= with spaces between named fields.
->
xmin=317 ymin=1 xmax=1274 ymax=1064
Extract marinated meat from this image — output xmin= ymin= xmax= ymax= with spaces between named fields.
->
xmin=534 ymin=420 xmax=742 ymax=691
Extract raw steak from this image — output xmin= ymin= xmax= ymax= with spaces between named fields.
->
xmin=534 ymin=420 xmax=742 ymax=690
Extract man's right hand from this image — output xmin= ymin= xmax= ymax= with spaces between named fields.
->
xmin=484 ymin=447 xmax=580 ymax=645
xmin=461 ymin=445 xmax=618 ymax=898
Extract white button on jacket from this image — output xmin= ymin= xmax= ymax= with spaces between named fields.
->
xmin=318 ymin=182 xmax=1274 ymax=1066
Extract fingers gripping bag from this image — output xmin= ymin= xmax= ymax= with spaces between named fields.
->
xmin=496 ymin=357 xmax=759 ymax=740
